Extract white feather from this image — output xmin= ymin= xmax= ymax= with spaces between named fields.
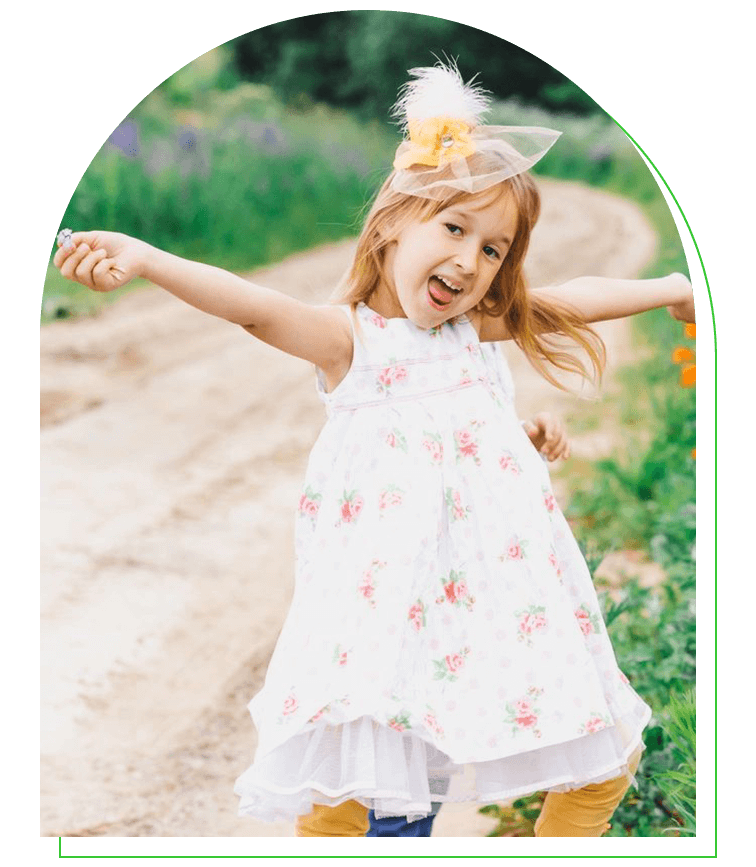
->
xmin=391 ymin=61 xmax=490 ymax=132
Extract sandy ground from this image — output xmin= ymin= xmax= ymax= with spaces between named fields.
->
xmin=40 ymin=179 xmax=658 ymax=838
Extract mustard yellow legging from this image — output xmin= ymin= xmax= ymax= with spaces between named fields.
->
xmin=296 ymin=745 xmax=642 ymax=837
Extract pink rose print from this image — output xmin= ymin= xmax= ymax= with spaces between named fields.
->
xmin=370 ymin=312 xmax=387 ymax=328
xmin=387 ymin=711 xmax=411 ymax=732
xmin=446 ymin=653 xmax=464 ymax=672
xmin=307 ymin=697 xmax=350 ymax=725
xmin=548 ymin=550 xmax=562 ymax=577
xmin=514 ymin=700 xmax=538 ymax=729
xmin=454 ymin=423 xmax=484 ymax=465
xmin=579 ymin=713 xmax=611 ymax=735
xmin=516 ymin=605 xmax=547 ymax=645
xmin=359 ymin=573 xmax=376 ymax=604
xmin=445 ymin=487 xmax=470 ymax=522
xmin=575 ymin=608 xmax=591 ymax=635
xmin=408 ymin=600 xmax=426 ymax=632
xmin=501 ymin=536 xmax=528 ymax=562
xmin=337 ymin=490 xmax=364 ymax=525
xmin=422 ymin=432 xmax=444 ymax=464
xmin=458 ymin=367 xmax=474 ymax=386
xmin=574 ymin=604 xmax=601 ymax=637
xmin=499 ymin=451 xmax=522 ymax=475
xmin=358 ymin=559 xmax=386 ymax=608
xmin=435 ymin=569 xmax=475 ymax=611
xmin=282 ymin=694 xmax=298 ymax=716
xmin=376 ymin=362 xmax=409 ymax=394
xmin=504 ymin=687 xmax=543 ymax=737
xmin=385 ymin=428 xmax=408 ymax=452
xmin=433 ymin=647 xmax=471 ymax=682
xmin=332 ymin=644 xmax=348 ymax=666
xmin=378 ymin=484 xmax=404 ymax=514
xmin=423 ymin=711 xmax=445 ymax=737
xmin=298 ymin=486 xmax=322 ymax=525
xmin=543 ymin=489 xmax=557 ymax=512
xmin=619 ymin=671 xmax=630 ymax=685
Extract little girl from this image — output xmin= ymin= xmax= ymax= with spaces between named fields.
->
xmin=53 ymin=63 xmax=694 ymax=837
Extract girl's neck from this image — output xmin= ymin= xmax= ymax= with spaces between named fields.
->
xmin=367 ymin=284 xmax=407 ymax=320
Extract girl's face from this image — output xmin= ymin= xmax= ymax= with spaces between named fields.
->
xmin=374 ymin=187 xmax=519 ymax=329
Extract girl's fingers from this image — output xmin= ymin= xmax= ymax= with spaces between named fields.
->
xmin=91 ymin=254 xmax=119 ymax=291
xmin=53 ymin=241 xmax=79 ymax=269
xmin=76 ymin=248 xmax=108 ymax=289
xmin=546 ymin=427 xmax=568 ymax=460
xmin=72 ymin=247 xmax=108 ymax=289
xmin=59 ymin=243 xmax=92 ymax=281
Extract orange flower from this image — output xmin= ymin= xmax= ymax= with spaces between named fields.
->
xmin=673 ymin=322 xmax=696 ymax=388
xmin=691 ymin=448 xmax=696 ymax=460
xmin=394 ymin=117 xmax=475 ymax=169
xmin=681 ymin=364 xmax=696 ymax=387
xmin=672 ymin=347 xmax=695 ymax=364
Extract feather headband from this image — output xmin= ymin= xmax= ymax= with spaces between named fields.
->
xmin=390 ymin=62 xmax=562 ymax=200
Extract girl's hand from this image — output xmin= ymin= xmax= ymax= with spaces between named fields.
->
xmin=666 ymin=272 xmax=695 ymax=324
xmin=53 ymin=230 xmax=149 ymax=293
xmin=523 ymin=412 xmax=570 ymax=461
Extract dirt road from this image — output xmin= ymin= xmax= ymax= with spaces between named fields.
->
xmin=40 ymin=179 xmax=657 ymax=837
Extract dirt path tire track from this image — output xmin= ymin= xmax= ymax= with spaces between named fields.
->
xmin=41 ymin=179 xmax=657 ymax=837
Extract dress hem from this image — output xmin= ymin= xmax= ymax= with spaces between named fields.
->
xmin=235 ymin=705 xmax=651 ymax=822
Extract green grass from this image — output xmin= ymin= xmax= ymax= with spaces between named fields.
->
xmin=42 ymin=82 xmax=396 ymax=323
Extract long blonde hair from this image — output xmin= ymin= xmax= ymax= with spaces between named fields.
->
xmin=332 ymin=168 xmax=606 ymax=392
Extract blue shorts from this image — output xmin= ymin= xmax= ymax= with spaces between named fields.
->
xmin=366 ymin=779 xmax=447 ymax=837
xmin=366 ymin=808 xmax=438 ymax=837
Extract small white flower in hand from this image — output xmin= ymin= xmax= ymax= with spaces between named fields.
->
xmin=57 ymin=228 xmax=74 ymax=250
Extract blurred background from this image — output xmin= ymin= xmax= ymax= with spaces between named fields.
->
xmin=42 ymin=10 xmax=683 ymax=320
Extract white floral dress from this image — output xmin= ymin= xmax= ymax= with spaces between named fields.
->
xmin=234 ymin=302 xmax=651 ymax=822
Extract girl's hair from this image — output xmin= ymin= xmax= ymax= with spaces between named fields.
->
xmin=332 ymin=162 xmax=606 ymax=392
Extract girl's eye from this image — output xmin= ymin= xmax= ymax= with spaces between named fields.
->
xmin=444 ymin=222 xmax=499 ymax=260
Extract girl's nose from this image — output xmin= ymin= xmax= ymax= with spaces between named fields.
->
xmin=454 ymin=243 xmax=478 ymax=276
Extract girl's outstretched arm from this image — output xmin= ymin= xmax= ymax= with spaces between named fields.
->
xmin=533 ymin=272 xmax=695 ymax=325
xmin=53 ymin=231 xmax=353 ymax=377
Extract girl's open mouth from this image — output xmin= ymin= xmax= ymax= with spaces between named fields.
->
xmin=427 ymin=276 xmax=460 ymax=311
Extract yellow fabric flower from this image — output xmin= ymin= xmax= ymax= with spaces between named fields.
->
xmin=394 ymin=117 xmax=475 ymax=169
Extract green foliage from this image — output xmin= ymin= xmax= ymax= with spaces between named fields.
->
xmin=481 ymin=792 xmax=544 ymax=837
xmin=42 ymin=74 xmax=396 ymax=322
xmin=229 ymin=12 xmax=601 ymax=120
xmin=567 ymin=308 xmax=695 ymax=557
xmin=654 ymin=689 xmax=697 ymax=835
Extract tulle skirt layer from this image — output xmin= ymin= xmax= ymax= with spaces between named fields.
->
xmin=234 ymin=703 xmax=651 ymax=822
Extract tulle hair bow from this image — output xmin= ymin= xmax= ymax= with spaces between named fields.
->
xmin=390 ymin=62 xmax=562 ymax=200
